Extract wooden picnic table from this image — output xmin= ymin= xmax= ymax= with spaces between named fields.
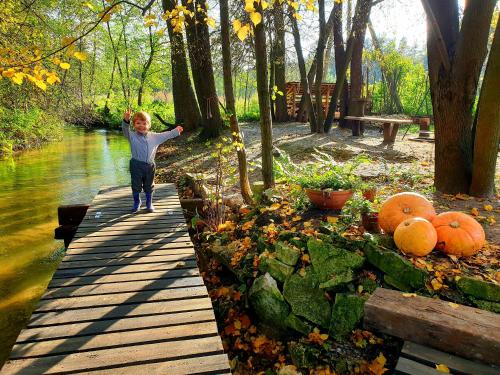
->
xmin=344 ymin=116 xmax=413 ymax=143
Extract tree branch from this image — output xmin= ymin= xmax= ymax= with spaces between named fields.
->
xmin=421 ymin=0 xmax=451 ymax=71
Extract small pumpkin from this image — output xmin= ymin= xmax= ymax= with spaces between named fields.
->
xmin=378 ymin=192 xmax=436 ymax=234
xmin=432 ymin=211 xmax=485 ymax=257
xmin=394 ymin=217 xmax=437 ymax=256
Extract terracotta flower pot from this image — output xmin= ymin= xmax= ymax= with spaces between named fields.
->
xmin=362 ymin=189 xmax=376 ymax=202
xmin=305 ymin=188 xmax=353 ymax=210
xmin=361 ymin=212 xmax=380 ymax=233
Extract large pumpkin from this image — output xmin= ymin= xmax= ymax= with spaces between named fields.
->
xmin=394 ymin=217 xmax=437 ymax=256
xmin=432 ymin=212 xmax=485 ymax=257
xmin=378 ymin=192 xmax=436 ymax=234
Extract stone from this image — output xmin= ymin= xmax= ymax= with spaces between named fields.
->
xmin=473 ymin=299 xmax=500 ymax=313
xmin=251 ymin=181 xmax=265 ymax=196
xmin=329 ymin=294 xmax=365 ymax=339
xmin=363 ymin=243 xmax=428 ymax=290
xmin=284 ymin=268 xmax=331 ymax=328
xmin=288 ymin=342 xmax=320 ymax=369
xmin=384 ymin=274 xmax=412 ymax=292
xmin=285 ymin=313 xmax=312 ymax=335
xmin=457 ymin=276 xmax=500 ymax=302
xmin=275 ymin=241 xmax=301 ymax=266
xmin=319 ymin=270 xmax=354 ymax=291
xmin=259 ymin=256 xmax=294 ymax=283
xmin=360 ymin=278 xmax=378 ymax=294
xmin=308 ymin=238 xmax=365 ymax=283
xmin=249 ymin=273 xmax=290 ymax=333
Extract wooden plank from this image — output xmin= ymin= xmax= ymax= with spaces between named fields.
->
xmin=76 ymin=217 xmax=188 ymax=228
xmin=67 ymin=235 xmax=192 ymax=249
xmin=74 ymin=223 xmax=185 ymax=235
xmin=52 ymin=260 xmax=198 ymax=279
xmin=58 ymin=255 xmax=196 ymax=270
xmin=395 ymin=357 xmax=442 ymax=375
xmin=48 ymin=269 xmax=200 ymax=287
xmin=344 ymin=115 xmax=412 ymax=123
xmin=36 ymin=287 xmax=209 ymax=311
xmin=17 ymin=309 xmax=215 ymax=342
xmin=71 ymin=230 xmax=188 ymax=243
xmin=43 ymin=276 xmax=205 ymax=298
xmin=364 ymin=288 xmax=500 ymax=366
xmin=11 ymin=321 xmax=220 ymax=358
xmin=61 ymin=250 xmax=195 ymax=263
xmin=65 ymin=243 xmax=195 ymax=256
xmin=2 ymin=335 xmax=224 ymax=374
xmin=28 ymin=297 xmax=213 ymax=327
xmin=400 ymin=341 xmax=500 ymax=375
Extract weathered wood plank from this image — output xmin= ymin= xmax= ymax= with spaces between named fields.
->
xmin=400 ymin=341 xmax=500 ymax=375
xmin=28 ymin=297 xmax=213 ymax=327
xmin=395 ymin=357 xmax=442 ymax=375
xmin=2 ymin=336 xmax=225 ymax=374
xmin=61 ymin=252 xmax=195 ymax=266
xmin=11 ymin=321 xmax=220 ymax=358
xmin=62 ymin=248 xmax=195 ymax=262
xmin=43 ymin=276 xmax=205 ymax=298
xmin=47 ymin=269 xmax=200 ymax=287
xmin=344 ymin=115 xmax=412 ymax=123
xmin=364 ymin=288 xmax=500 ymax=366
xmin=73 ymin=224 xmax=186 ymax=236
xmin=65 ymin=242 xmax=194 ymax=255
xmin=36 ymin=286 xmax=209 ymax=311
xmin=72 ymin=230 xmax=188 ymax=243
xmin=17 ymin=309 xmax=215 ymax=342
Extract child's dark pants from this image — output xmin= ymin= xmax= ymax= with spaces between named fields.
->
xmin=130 ymin=158 xmax=155 ymax=193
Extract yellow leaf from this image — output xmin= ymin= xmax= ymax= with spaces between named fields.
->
xmin=34 ymin=79 xmax=47 ymax=91
xmin=290 ymin=1 xmax=299 ymax=10
xmin=447 ymin=302 xmax=459 ymax=309
xmin=83 ymin=2 xmax=94 ymax=10
xmin=402 ymin=293 xmax=417 ymax=298
xmin=269 ymin=203 xmax=281 ymax=211
xmin=59 ymin=62 xmax=70 ymax=70
xmin=435 ymin=364 xmax=450 ymax=373
xmin=244 ymin=1 xmax=255 ymax=12
xmin=73 ymin=51 xmax=87 ymax=61
xmin=293 ymin=12 xmax=303 ymax=20
xmin=237 ymin=24 xmax=250 ymax=41
xmin=484 ymin=204 xmax=493 ymax=211
xmin=250 ymin=11 xmax=262 ymax=26
xmin=46 ymin=74 xmax=61 ymax=85
xmin=2 ymin=69 xmax=15 ymax=78
xmin=206 ymin=16 xmax=216 ymax=28
xmin=471 ymin=207 xmax=479 ymax=216
xmin=431 ymin=278 xmax=443 ymax=291
xmin=327 ymin=216 xmax=338 ymax=224
xmin=261 ymin=0 xmax=269 ymax=9
xmin=12 ymin=72 xmax=24 ymax=85
xmin=292 ymin=215 xmax=302 ymax=222
xmin=455 ymin=193 xmax=471 ymax=200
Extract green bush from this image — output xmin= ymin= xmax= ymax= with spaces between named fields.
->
xmin=0 ymin=106 xmax=64 ymax=156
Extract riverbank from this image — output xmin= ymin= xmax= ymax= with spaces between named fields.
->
xmin=0 ymin=106 xmax=65 ymax=157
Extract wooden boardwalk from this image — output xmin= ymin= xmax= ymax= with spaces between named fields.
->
xmin=3 ymin=184 xmax=231 ymax=374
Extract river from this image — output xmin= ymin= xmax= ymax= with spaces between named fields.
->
xmin=0 ymin=126 xmax=131 ymax=365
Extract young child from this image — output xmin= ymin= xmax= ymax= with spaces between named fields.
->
xmin=122 ymin=108 xmax=183 ymax=213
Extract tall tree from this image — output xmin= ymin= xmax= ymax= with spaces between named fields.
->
xmin=182 ymin=0 xmax=223 ymax=139
xmin=220 ymin=0 xmax=253 ymax=204
xmin=272 ymin=2 xmax=288 ymax=122
xmin=332 ymin=0 xmax=349 ymax=128
xmin=422 ymin=0 xmax=496 ymax=193
xmin=254 ymin=1 xmax=274 ymax=189
xmin=314 ymin=0 xmax=327 ymax=132
xmin=162 ymin=0 xmax=201 ymax=131
xmin=470 ymin=16 xmax=499 ymax=197
xmin=137 ymin=26 xmax=155 ymax=106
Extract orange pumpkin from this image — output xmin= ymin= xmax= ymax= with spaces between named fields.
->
xmin=378 ymin=192 xmax=436 ymax=234
xmin=432 ymin=212 xmax=485 ymax=257
xmin=394 ymin=217 xmax=437 ymax=256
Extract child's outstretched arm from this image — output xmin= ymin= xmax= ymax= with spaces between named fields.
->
xmin=151 ymin=125 xmax=183 ymax=145
xmin=122 ymin=108 xmax=132 ymax=139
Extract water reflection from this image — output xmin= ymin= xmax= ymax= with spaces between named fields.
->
xmin=0 ymin=126 xmax=130 ymax=365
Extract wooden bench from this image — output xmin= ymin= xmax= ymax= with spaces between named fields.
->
xmin=344 ymin=116 xmax=413 ymax=143
xmin=364 ymin=288 xmax=500 ymax=372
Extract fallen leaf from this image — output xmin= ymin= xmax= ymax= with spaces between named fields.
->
xmin=326 ymin=216 xmax=339 ymax=224
xmin=448 ymin=302 xmax=459 ymax=309
xmin=455 ymin=193 xmax=471 ymax=200
xmin=368 ymin=353 xmax=388 ymax=375
xmin=402 ymin=293 xmax=417 ymax=298
xmin=431 ymin=278 xmax=443 ymax=290
xmin=471 ymin=207 xmax=480 ymax=216
xmin=484 ymin=204 xmax=493 ymax=211
xmin=435 ymin=363 xmax=450 ymax=373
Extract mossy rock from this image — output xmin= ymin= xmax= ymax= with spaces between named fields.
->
xmin=384 ymin=274 xmax=412 ymax=292
xmin=457 ymin=277 xmax=500 ymax=302
xmin=289 ymin=342 xmax=320 ymax=369
xmin=363 ymin=243 xmax=428 ymax=290
xmin=275 ymin=241 xmax=301 ymax=266
xmin=359 ymin=278 xmax=378 ymax=294
xmin=249 ymin=273 xmax=290 ymax=334
xmin=283 ymin=268 xmax=331 ymax=329
xmin=308 ymin=238 xmax=365 ymax=283
xmin=285 ymin=313 xmax=313 ymax=335
xmin=319 ymin=270 xmax=354 ymax=292
xmin=329 ymin=294 xmax=366 ymax=339
xmin=259 ymin=256 xmax=294 ymax=283
xmin=472 ymin=299 xmax=500 ymax=313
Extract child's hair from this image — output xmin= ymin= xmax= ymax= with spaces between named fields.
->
xmin=132 ymin=111 xmax=151 ymax=124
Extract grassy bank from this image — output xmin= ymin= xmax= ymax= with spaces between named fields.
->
xmin=0 ymin=107 xmax=64 ymax=156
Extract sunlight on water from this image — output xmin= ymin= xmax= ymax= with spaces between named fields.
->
xmin=0 ymin=126 xmax=130 ymax=364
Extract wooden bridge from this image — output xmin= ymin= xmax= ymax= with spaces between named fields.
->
xmin=2 ymin=184 xmax=231 ymax=374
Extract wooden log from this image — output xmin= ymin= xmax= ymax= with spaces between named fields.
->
xmin=364 ymin=288 xmax=500 ymax=366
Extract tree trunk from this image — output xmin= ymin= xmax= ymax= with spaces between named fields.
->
xmin=323 ymin=28 xmax=334 ymax=79
xmin=220 ymin=0 xmax=253 ymax=204
xmin=470 ymin=16 xmax=499 ymax=197
xmin=314 ymin=0 xmax=327 ymax=132
xmin=333 ymin=1 xmax=349 ymax=128
xmin=424 ymin=0 xmax=495 ymax=193
xmin=138 ymin=27 xmax=155 ymax=107
xmin=254 ymin=3 xmax=274 ymax=189
xmin=162 ymin=0 xmax=201 ymax=131
xmin=325 ymin=0 xmax=373 ymax=132
xmin=182 ymin=0 xmax=223 ymax=139
xmin=272 ymin=2 xmax=288 ymax=122
xmin=350 ymin=13 xmax=367 ymax=101
xmin=288 ymin=5 xmax=317 ymax=132
xmin=104 ymin=56 xmax=117 ymax=112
